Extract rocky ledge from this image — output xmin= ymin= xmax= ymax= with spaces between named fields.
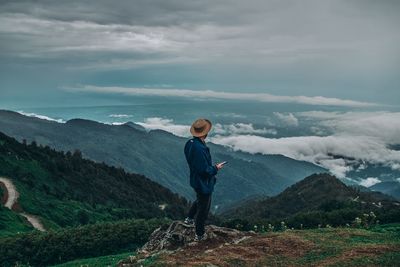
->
xmin=118 ymin=220 xmax=255 ymax=266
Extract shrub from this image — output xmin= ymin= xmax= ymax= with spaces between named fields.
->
xmin=0 ymin=218 xmax=169 ymax=267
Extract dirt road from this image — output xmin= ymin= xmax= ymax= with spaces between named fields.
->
xmin=0 ymin=177 xmax=45 ymax=231
xmin=0 ymin=177 xmax=19 ymax=209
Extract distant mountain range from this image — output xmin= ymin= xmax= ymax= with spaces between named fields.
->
xmin=0 ymin=109 xmax=326 ymax=211
xmin=343 ymin=161 xmax=400 ymax=200
xmin=370 ymin=181 xmax=400 ymax=200
xmin=221 ymin=173 xmax=400 ymax=227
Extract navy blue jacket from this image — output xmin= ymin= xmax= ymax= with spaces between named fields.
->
xmin=184 ymin=136 xmax=218 ymax=194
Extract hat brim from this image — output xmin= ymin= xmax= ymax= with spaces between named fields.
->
xmin=190 ymin=120 xmax=212 ymax=137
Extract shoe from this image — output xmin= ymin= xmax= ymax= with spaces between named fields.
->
xmin=194 ymin=233 xmax=207 ymax=242
xmin=184 ymin=217 xmax=195 ymax=225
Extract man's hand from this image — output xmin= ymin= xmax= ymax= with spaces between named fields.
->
xmin=215 ymin=162 xmax=226 ymax=170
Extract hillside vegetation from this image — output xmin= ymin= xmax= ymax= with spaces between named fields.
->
xmin=0 ymin=131 xmax=188 ymax=232
xmin=0 ymin=218 xmax=169 ymax=267
xmin=0 ymin=206 xmax=33 ymax=237
xmin=221 ymin=173 xmax=400 ymax=229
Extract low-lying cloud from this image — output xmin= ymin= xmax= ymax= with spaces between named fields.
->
xmin=135 ymin=117 xmax=190 ymax=137
xmin=214 ymin=123 xmax=277 ymax=135
xmin=359 ymin=177 xmax=382 ymax=187
xmin=299 ymin=111 xmax=400 ymax=144
xmin=209 ymin=134 xmax=400 ymax=178
xmin=132 ymin=118 xmax=278 ymax=137
xmin=273 ymin=112 xmax=299 ymax=127
xmin=17 ymin=111 xmax=65 ymax=123
xmin=208 ymin=111 xmax=400 ymax=180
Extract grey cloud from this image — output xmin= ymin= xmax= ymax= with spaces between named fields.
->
xmin=2 ymin=0 xmax=399 ymax=62
xmin=0 ymin=0 xmax=211 ymax=26
xmin=65 ymin=85 xmax=379 ymax=107
xmin=1 ymin=0 xmax=400 ymax=105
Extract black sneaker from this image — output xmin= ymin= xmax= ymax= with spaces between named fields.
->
xmin=183 ymin=217 xmax=195 ymax=225
xmin=194 ymin=233 xmax=207 ymax=242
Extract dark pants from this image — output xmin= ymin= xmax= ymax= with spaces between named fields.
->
xmin=187 ymin=189 xmax=212 ymax=236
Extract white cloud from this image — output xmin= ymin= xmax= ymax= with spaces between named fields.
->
xmin=359 ymin=177 xmax=382 ymax=187
xmin=309 ymin=126 xmax=326 ymax=136
xmin=214 ymin=112 xmax=246 ymax=119
xmin=317 ymin=158 xmax=352 ymax=179
xmin=17 ymin=111 xmax=65 ymax=123
xmin=66 ymin=85 xmax=378 ymax=107
xmin=135 ymin=117 xmax=190 ymax=137
xmin=274 ymin=112 xmax=299 ymax=127
xmin=109 ymin=114 xmax=133 ymax=118
xmin=356 ymin=163 xmax=367 ymax=172
xmin=213 ymin=123 xmax=277 ymax=135
xmin=133 ymin=118 xmax=278 ymax=138
xmin=298 ymin=111 xmax=400 ymax=144
xmin=209 ymin=134 xmax=400 ymax=178
xmin=392 ymin=164 xmax=400 ymax=170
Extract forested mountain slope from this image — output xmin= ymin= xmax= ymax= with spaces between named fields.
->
xmin=0 ymin=131 xmax=188 ymax=230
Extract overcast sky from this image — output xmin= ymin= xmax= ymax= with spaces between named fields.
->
xmin=0 ymin=0 xmax=399 ymax=107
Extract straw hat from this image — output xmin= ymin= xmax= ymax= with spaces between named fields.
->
xmin=190 ymin=118 xmax=212 ymax=137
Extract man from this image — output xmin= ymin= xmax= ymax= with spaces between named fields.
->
xmin=183 ymin=118 xmax=225 ymax=241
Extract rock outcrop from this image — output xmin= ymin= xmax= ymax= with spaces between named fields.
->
xmin=118 ymin=220 xmax=255 ymax=266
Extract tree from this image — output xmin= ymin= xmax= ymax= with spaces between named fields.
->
xmin=76 ymin=209 xmax=90 ymax=225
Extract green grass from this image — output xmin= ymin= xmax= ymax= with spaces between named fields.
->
xmin=50 ymin=251 xmax=134 ymax=267
xmin=254 ymin=226 xmax=400 ymax=266
xmin=329 ymin=252 xmax=400 ymax=267
xmin=369 ymin=223 xmax=400 ymax=234
xmin=0 ymin=206 xmax=33 ymax=237
xmin=293 ymin=225 xmax=400 ymax=266
xmin=140 ymin=254 xmax=162 ymax=267
xmin=14 ymin=177 xmax=114 ymax=229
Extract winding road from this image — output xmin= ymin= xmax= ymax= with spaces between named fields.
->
xmin=0 ymin=177 xmax=45 ymax=232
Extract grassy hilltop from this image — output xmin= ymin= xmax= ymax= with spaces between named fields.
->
xmin=53 ymin=224 xmax=400 ymax=267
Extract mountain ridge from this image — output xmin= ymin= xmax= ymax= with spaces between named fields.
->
xmin=0 ymin=109 xmax=326 ymax=210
